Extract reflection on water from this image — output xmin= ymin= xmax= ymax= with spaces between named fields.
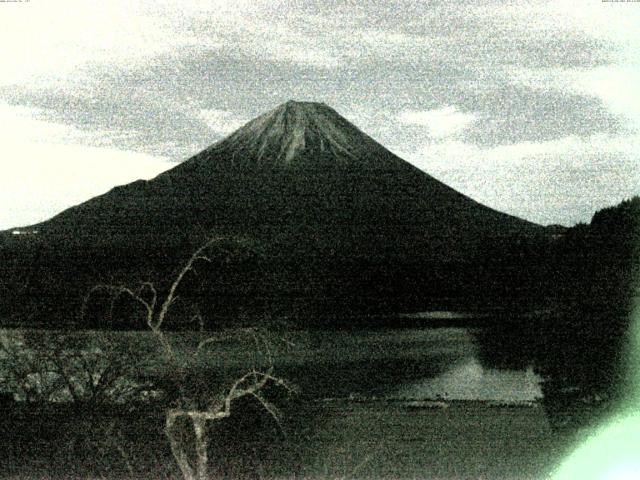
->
xmin=394 ymin=356 xmax=543 ymax=402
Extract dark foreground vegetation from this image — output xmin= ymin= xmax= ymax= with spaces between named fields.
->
xmin=475 ymin=197 xmax=640 ymax=432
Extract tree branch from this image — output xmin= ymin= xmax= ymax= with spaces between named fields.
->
xmin=154 ymin=238 xmax=220 ymax=331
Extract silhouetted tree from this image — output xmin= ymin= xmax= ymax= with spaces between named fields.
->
xmin=86 ymin=238 xmax=294 ymax=480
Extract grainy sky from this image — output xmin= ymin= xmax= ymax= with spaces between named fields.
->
xmin=1 ymin=0 xmax=638 ymax=228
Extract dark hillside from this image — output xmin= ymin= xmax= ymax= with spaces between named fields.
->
xmin=475 ymin=197 xmax=640 ymax=432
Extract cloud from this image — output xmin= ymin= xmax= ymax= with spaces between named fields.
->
xmin=199 ymin=109 xmax=249 ymax=135
xmin=398 ymin=107 xmax=476 ymax=139
xmin=400 ymin=133 xmax=640 ymax=226
xmin=1 ymin=79 xmax=218 ymax=160
xmin=2 ymin=0 xmax=626 ymax=153
xmin=576 ymin=66 xmax=640 ymax=128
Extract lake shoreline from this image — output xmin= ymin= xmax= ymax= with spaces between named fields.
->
xmin=0 ymin=306 xmax=543 ymax=331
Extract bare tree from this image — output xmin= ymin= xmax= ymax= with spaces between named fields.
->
xmin=0 ymin=330 xmax=146 ymax=405
xmin=86 ymin=238 xmax=293 ymax=480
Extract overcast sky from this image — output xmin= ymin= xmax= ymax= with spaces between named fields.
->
xmin=1 ymin=0 xmax=638 ymax=228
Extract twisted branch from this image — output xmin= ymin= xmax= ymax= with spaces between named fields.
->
xmin=81 ymin=237 xmax=292 ymax=480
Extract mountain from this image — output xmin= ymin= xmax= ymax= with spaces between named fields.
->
xmin=1 ymin=101 xmax=543 ymax=326
xmin=23 ymin=101 xmax=537 ymax=251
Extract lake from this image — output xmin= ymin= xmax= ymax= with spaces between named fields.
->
xmin=0 ymin=324 xmax=561 ymax=479
xmin=285 ymin=326 xmax=543 ymax=403
xmin=1 ymin=325 xmax=543 ymax=404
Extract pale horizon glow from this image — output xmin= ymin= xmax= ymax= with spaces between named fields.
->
xmin=0 ymin=142 xmax=171 ymax=229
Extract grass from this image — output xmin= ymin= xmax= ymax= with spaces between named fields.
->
xmin=301 ymin=400 xmax=560 ymax=480
xmin=0 ymin=399 xmax=563 ymax=479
